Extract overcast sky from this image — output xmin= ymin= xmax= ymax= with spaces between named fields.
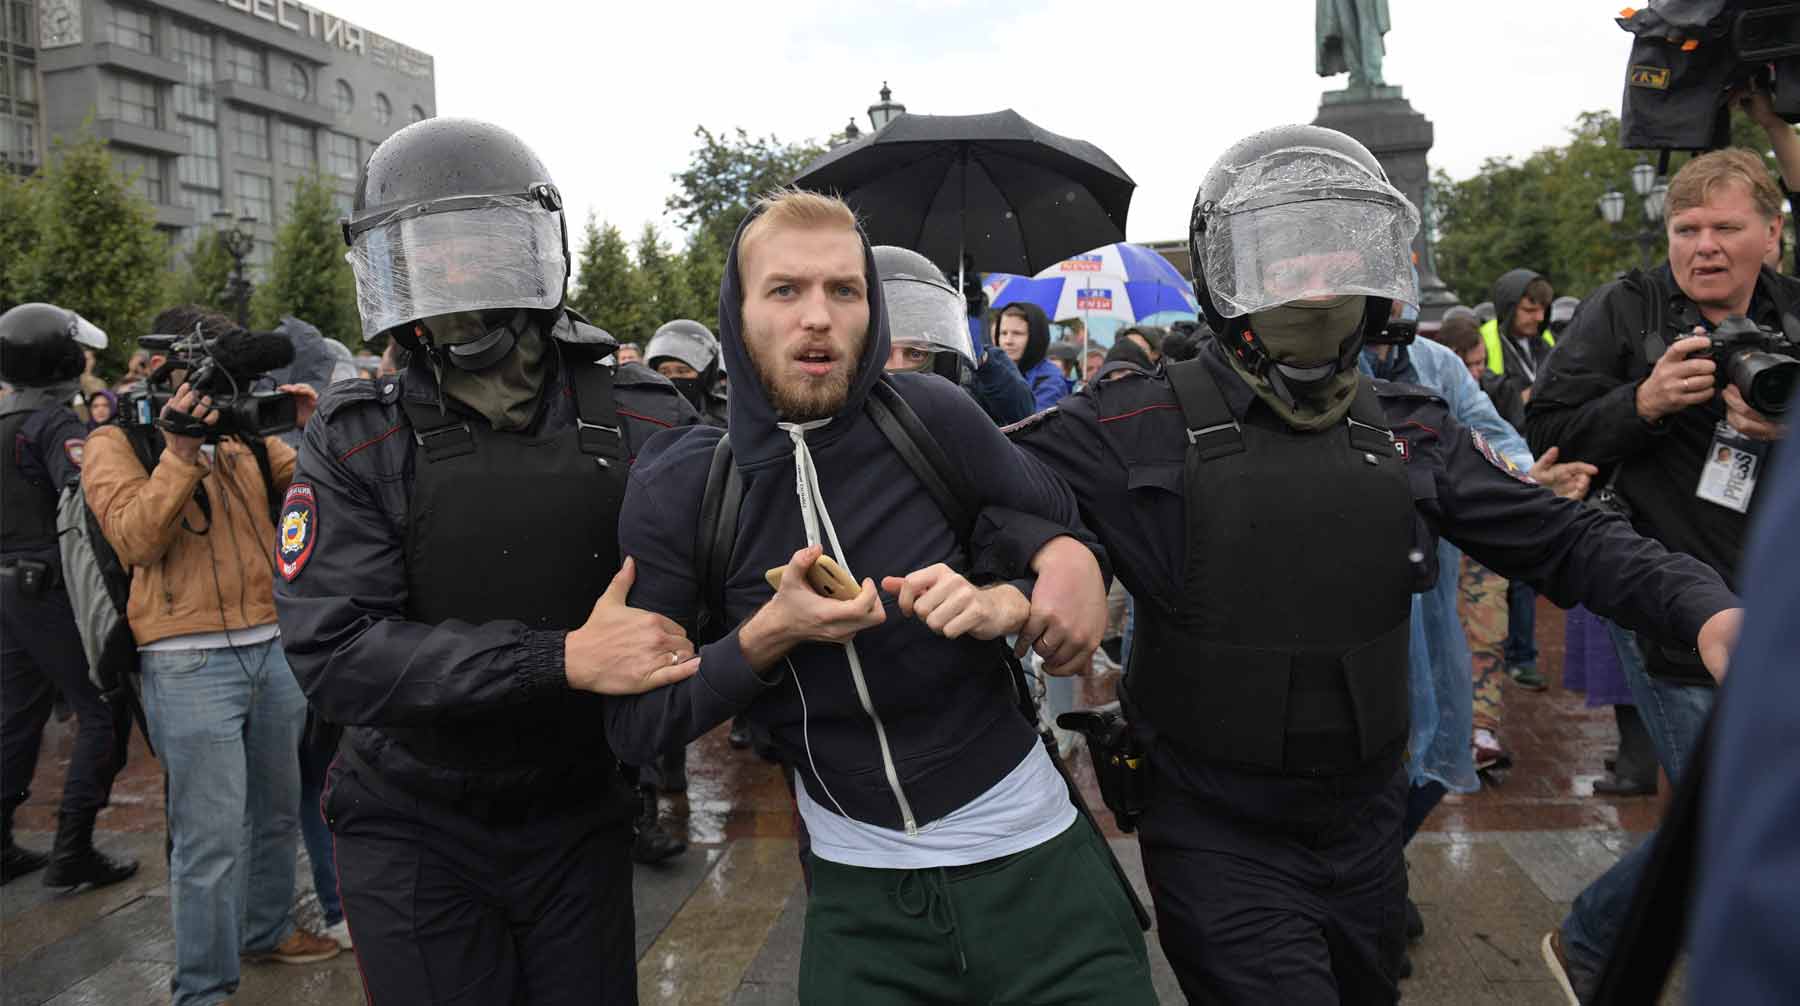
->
xmin=343 ymin=0 xmax=1637 ymax=251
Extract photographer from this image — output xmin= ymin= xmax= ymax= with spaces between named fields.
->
xmin=81 ymin=306 xmax=335 ymax=1006
xmin=1527 ymin=148 xmax=1793 ymax=1001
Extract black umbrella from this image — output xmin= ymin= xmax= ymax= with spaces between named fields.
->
xmin=791 ymin=109 xmax=1135 ymax=281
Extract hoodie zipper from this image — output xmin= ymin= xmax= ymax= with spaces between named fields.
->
xmin=784 ymin=422 xmax=919 ymax=835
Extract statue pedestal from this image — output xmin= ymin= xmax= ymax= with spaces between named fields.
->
xmin=1313 ymin=86 xmax=1460 ymax=319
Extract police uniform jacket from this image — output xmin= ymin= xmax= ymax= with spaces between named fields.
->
xmin=273 ymin=312 xmax=697 ymax=804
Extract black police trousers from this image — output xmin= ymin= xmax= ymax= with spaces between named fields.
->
xmin=1136 ymin=752 xmax=1408 ymax=1005
xmin=0 ymin=570 xmax=126 ymax=821
xmin=324 ymin=756 xmax=637 ymax=1005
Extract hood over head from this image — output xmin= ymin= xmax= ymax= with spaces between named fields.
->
xmin=1490 ymin=268 xmax=1543 ymax=340
xmin=997 ymin=301 xmax=1051 ymax=374
xmin=269 ymin=316 xmax=335 ymax=393
xmin=718 ymin=203 xmax=891 ymax=469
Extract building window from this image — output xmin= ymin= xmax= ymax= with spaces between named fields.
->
xmin=177 ymin=119 xmax=219 ymax=190
xmin=220 ymin=37 xmax=266 ymax=90
xmin=10 ymin=61 xmax=36 ymax=103
xmin=325 ymin=131 xmax=357 ymax=179
xmin=107 ymin=5 xmax=155 ymax=53
xmin=232 ymin=108 xmax=269 ymax=160
xmin=179 ymin=185 xmax=222 ymax=226
xmin=235 ymin=171 xmax=273 ymax=224
xmin=115 ymin=150 xmax=165 ymax=204
xmin=278 ymin=121 xmax=314 ymax=169
xmin=6 ymin=1 xmax=28 ymax=45
xmin=284 ymin=61 xmax=309 ymax=101
xmin=333 ymin=80 xmax=354 ymax=116
xmin=373 ymin=93 xmax=391 ymax=126
xmin=108 ymin=74 xmax=159 ymax=129
xmin=409 ymin=105 xmax=428 ymax=124
xmin=2 ymin=115 xmax=39 ymax=170
xmin=169 ymin=23 xmax=215 ymax=121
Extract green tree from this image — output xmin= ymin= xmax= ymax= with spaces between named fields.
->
xmin=634 ymin=222 xmax=692 ymax=328
xmin=165 ymin=232 xmax=239 ymax=317
xmin=680 ymin=227 xmax=726 ymax=334
xmin=1432 ymin=109 xmax=1781 ymax=303
xmin=665 ymin=126 xmax=825 ymax=249
xmin=0 ymin=172 xmax=43 ymax=309
xmin=19 ymin=133 xmax=168 ymax=374
xmin=568 ymin=214 xmax=649 ymax=340
xmin=251 ymin=171 xmax=361 ymax=347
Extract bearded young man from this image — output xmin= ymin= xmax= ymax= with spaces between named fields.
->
xmin=605 ymin=190 xmax=1155 ymax=1004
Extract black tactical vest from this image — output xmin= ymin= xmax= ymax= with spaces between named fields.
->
xmin=1 ymin=407 xmax=59 ymax=552
xmin=1126 ymin=360 xmax=1414 ymax=775
xmin=385 ymin=345 xmax=628 ymax=788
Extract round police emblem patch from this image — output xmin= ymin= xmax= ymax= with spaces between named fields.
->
xmin=277 ymin=482 xmax=317 ymax=582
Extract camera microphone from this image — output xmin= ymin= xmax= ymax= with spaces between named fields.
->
xmin=208 ymin=330 xmax=296 ymax=380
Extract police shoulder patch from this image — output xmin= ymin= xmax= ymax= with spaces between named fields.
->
xmin=63 ymin=438 xmax=85 ymax=468
xmin=276 ymin=482 xmax=318 ymax=582
xmin=1471 ymin=429 xmax=1528 ymax=482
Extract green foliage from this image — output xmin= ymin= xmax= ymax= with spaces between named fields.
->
xmin=251 ymin=172 xmax=361 ymax=348
xmin=0 ymin=172 xmax=43 ymax=309
xmin=680 ymin=227 xmax=727 ymax=334
xmin=11 ymin=133 xmax=168 ymax=375
xmin=634 ymin=223 xmax=694 ymax=329
xmin=165 ymin=231 xmax=238 ymax=318
xmin=665 ymin=126 xmax=826 ymax=250
xmin=568 ymin=214 xmax=649 ymax=340
xmin=1432 ymin=109 xmax=1783 ymax=303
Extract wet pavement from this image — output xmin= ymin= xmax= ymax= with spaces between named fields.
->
xmin=2 ymin=599 xmax=1686 ymax=1004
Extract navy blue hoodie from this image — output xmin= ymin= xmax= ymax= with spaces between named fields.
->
xmin=605 ymin=211 xmax=1100 ymax=831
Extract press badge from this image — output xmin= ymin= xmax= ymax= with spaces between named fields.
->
xmin=1695 ymin=422 xmax=1760 ymax=513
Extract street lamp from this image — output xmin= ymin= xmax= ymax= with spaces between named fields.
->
xmin=1630 ymin=158 xmax=1657 ymax=198
xmin=830 ymin=118 xmax=861 ymax=149
xmin=867 ymin=82 xmax=905 ymax=132
xmin=1597 ymin=189 xmax=1626 ymax=225
xmin=212 ymin=209 xmax=257 ymax=326
xmin=1596 ymin=162 xmax=1667 ymax=269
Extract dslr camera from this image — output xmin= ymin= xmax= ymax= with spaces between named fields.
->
xmin=119 ymin=325 xmax=297 ymax=438
xmin=1703 ymin=315 xmax=1799 ymax=415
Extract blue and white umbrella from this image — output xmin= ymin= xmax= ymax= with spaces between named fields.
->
xmin=985 ymin=242 xmax=1199 ymax=346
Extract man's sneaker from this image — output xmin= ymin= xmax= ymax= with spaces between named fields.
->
xmin=244 ymin=928 xmax=341 ymax=964
xmin=1473 ymin=729 xmax=1512 ymax=772
xmin=1542 ymin=927 xmax=1598 ymax=1005
xmin=323 ymin=919 xmax=352 ymax=950
xmin=1507 ymin=663 xmax=1547 ymax=691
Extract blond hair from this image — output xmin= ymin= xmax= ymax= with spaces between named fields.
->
xmin=738 ymin=188 xmax=859 ymax=260
xmin=1666 ymin=148 xmax=1784 ymax=221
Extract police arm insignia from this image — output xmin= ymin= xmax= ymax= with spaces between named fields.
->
xmin=277 ymin=482 xmax=318 ymax=582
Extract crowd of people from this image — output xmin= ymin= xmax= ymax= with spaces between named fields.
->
xmin=0 ymin=101 xmax=1794 ymax=1006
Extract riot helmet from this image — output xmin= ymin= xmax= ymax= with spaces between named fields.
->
xmin=0 ymin=303 xmax=108 ymax=387
xmin=872 ymin=245 xmax=977 ymax=382
xmin=1473 ymin=301 xmax=1496 ymax=325
xmin=1549 ymin=295 xmax=1580 ymax=335
xmin=646 ymin=319 xmax=721 ymax=413
xmin=342 ymin=118 xmax=569 ymax=371
xmin=1189 ymin=125 xmax=1419 ymax=407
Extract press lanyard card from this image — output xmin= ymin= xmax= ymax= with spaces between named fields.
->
xmin=1695 ymin=421 xmax=1760 ymax=514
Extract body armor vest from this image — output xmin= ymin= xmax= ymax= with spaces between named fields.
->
xmin=1 ymin=407 xmax=60 ymax=552
xmin=386 ymin=344 xmax=628 ymax=789
xmin=1126 ymin=360 xmax=1414 ymax=775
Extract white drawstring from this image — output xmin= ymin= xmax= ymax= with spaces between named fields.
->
xmin=777 ymin=420 xmax=919 ymax=835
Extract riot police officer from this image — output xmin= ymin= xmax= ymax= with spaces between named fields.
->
xmin=645 ymin=319 xmax=727 ymax=428
xmin=1000 ymin=126 xmax=1742 ymax=1004
xmin=273 ymin=118 xmax=700 ymax=1003
xmin=0 ymin=304 xmax=138 ymax=890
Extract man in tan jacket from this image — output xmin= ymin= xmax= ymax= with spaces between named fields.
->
xmin=82 ymin=306 xmax=337 ymax=1006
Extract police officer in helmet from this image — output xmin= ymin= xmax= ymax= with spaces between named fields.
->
xmin=274 ymin=118 xmax=700 ymax=1003
xmin=0 ymin=304 xmax=139 ymax=890
xmin=873 ymin=245 xmax=981 ymax=385
xmin=646 ymin=319 xmax=727 ymax=428
xmin=1001 ymin=125 xmax=1742 ymax=1003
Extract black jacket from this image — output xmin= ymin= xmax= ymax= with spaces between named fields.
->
xmin=1000 ymin=340 xmax=1737 ymax=662
xmin=1525 ymin=264 xmax=1799 ymax=593
xmin=273 ymin=313 xmax=697 ymax=800
xmin=0 ymin=387 xmax=87 ymax=557
xmin=604 ymin=211 xmax=1102 ymax=831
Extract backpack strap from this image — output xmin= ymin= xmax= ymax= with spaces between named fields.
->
xmin=693 ymin=434 xmax=741 ymax=644
xmin=865 ymin=378 xmax=974 ymax=547
xmin=1165 ymin=358 xmax=1245 ymax=461
xmin=240 ymin=434 xmax=282 ymax=524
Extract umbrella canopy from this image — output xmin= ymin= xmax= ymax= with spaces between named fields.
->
xmin=792 ymin=109 xmax=1135 ymax=278
xmin=985 ymin=242 xmax=1199 ymax=334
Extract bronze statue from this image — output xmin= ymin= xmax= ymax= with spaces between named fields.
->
xmin=1317 ymin=0 xmax=1390 ymax=89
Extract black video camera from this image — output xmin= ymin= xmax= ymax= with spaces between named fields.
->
xmin=1620 ymin=1 xmax=1800 ymax=153
xmin=1703 ymin=315 xmax=1799 ymax=414
xmin=1367 ymin=317 xmax=1418 ymax=347
xmin=119 ymin=326 xmax=297 ymax=439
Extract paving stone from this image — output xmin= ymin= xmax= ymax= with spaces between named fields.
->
xmin=38 ymin=957 xmax=171 ymax=1006
xmin=633 ymin=845 xmax=725 ymax=959
xmin=1 ymin=831 xmax=167 ymax=962
xmin=2 ymin=896 xmax=168 ymax=1006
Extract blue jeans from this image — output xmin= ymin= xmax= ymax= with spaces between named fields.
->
xmin=1561 ymin=626 xmax=1716 ymax=972
xmin=139 ymin=639 xmax=306 ymax=1006
xmin=298 ymin=726 xmax=342 ymax=926
xmin=1504 ymin=578 xmax=1538 ymax=667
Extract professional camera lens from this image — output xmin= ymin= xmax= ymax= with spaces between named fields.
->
xmin=1732 ymin=349 xmax=1799 ymax=416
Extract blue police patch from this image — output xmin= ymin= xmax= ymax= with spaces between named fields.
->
xmin=276 ymin=482 xmax=317 ymax=582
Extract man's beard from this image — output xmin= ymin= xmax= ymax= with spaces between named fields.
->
xmin=744 ymin=323 xmax=868 ymax=422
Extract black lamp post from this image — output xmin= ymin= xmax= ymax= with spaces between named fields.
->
xmin=1598 ymin=158 xmax=1668 ymax=269
xmin=866 ymin=82 xmax=905 ymax=132
xmin=832 ymin=118 xmax=861 ymax=149
xmin=213 ymin=209 xmax=257 ymax=326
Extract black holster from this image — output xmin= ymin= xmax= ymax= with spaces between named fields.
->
xmin=1057 ymin=703 xmax=1148 ymax=833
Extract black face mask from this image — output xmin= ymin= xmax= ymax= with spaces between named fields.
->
xmin=667 ymin=376 xmax=708 ymax=414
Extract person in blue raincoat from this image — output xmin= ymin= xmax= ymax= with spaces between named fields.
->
xmin=992 ymin=301 xmax=1072 ymax=411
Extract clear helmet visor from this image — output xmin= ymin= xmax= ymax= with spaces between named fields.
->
xmin=883 ymin=277 xmax=976 ymax=366
xmin=70 ymin=314 xmax=107 ymax=350
xmin=1201 ymin=148 xmax=1421 ymax=318
xmin=347 ymin=202 xmax=564 ymax=342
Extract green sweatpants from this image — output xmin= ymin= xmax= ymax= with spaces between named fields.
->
xmin=798 ymin=819 xmax=1158 ymax=1005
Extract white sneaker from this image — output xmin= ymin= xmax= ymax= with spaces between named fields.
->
xmin=323 ymin=919 xmax=353 ymax=950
